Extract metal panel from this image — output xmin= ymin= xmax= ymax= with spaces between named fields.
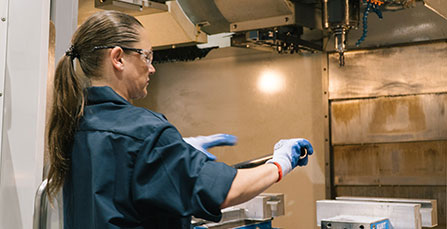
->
xmin=94 ymin=0 xmax=167 ymax=14
xmin=331 ymin=94 xmax=447 ymax=145
xmin=333 ymin=141 xmax=446 ymax=186
xmin=0 ymin=0 xmax=8 ymax=179
xmin=327 ymin=1 xmax=447 ymax=51
xmin=424 ymin=0 xmax=447 ymax=20
xmin=328 ymin=42 xmax=447 ymax=100
xmin=335 ymin=186 xmax=447 ymax=228
xmin=214 ymin=0 xmax=293 ymax=23
xmin=233 ymin=193 xmax=284 ymax=220
xmin=177 ymin=0 xmax=294 ymax=34
xmin=0 ymin=0 xmax=48 ymax=228
xmin=230 ymin=14 xmax=295 ymax=32
xmin=80 ymin=0 xmax=206 ymax=49
xmin=194 ymin=193 xmax=284 ymax=228
xmin=336 ymin=196 xmax=438 ymax=227
xmin=136 ymin=1 xmax=207 ymax=49
xmin=177 ymin=0 xmax=229 ymax=34
xmin=316 ymin=200 xmax=422 ymax=229
xmin=322 ymin=54 xmax=333 ymax=199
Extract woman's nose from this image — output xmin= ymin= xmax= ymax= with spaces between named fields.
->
xmin=149 ymin=64 xmax=156 ymax=75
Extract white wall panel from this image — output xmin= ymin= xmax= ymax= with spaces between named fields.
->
xmin=0 ymin=0 xmax=8 ymax=176
xmin=0 ymin=0 xmax=49 ymax=228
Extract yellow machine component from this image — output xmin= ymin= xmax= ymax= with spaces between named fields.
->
xmin=367 ymin=0 xmax=384 ymax=6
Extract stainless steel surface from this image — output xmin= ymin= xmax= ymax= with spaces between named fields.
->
xmin=177 ymin=0 xmax=294 ymax=34
xmin=316 ymin=200 xmax=422 ymax=229
xmin=233 ymin=193 xmax=285 ymax=220
xmin=332 ymin=141 xmax=447 ymax=186
xmin=84 ymin=0 xmax=447 ymax=50
xmin=80 ymin=0 xmax=166 ymax=24
xmin=335 ymin=186 xmax=447 ymax=229
xmin=336 ymin=196 xmax=438 ymax=227
xmin=424 ymin=0 xmax=447 ymax=20
xmin=215 ymin=0 xmax=293 ymax=23
xmin=337 ymin=1 xmax=447 ymax=50
xmin=334 ymin=176 xmax=446 ymax=186
xmin=193 ymin=193 xmax=284 ymax=228
xmin=329 ymin=42 xmax=447 ymax=100
xmin=33 ymin=179 xmax=48 ymax=229
xmin=135 ymin=1 xmax=207 ymax=49
xmin=229 ymin=13 xmax=295 ymax=32
xmin=327 ymin=39 xmax=446 ymax=228
xmin=176 ymin=0 xmax=229 ymax=34
xmin=192 ymin=208 xmax=246 ymax=227
xmin=331 ymin=93 xmax=447 ymax=145
xmin=94 ymin=0 xmax=167 ymax=15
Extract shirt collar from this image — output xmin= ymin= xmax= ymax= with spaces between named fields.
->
xmin=86 ymin=86 xmax=130 ymax=106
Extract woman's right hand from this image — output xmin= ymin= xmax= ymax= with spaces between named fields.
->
xmin=266 ymin=138 xmax=314 ymax=179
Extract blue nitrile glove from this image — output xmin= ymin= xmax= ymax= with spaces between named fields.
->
xmin=183 ymin=134 xmax=238 ymax=160
xmin=266 ymin=138 xmax=313 ymax=179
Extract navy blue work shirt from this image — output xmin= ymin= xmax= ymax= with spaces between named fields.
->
xmin=63 ymin=86 xmax=237 ymax=229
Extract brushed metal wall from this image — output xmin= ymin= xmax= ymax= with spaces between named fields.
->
xmin=331 ymin=94 xmax=447 ymax=145
xmin=329 ymin=42 xmax=447 ymax=100
xmin=328 ymin=41 xmax=447 ymax=228
xmin=135 ymin=47 xmax=326 ymax=228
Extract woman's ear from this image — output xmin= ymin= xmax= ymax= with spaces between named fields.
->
xmin=110 ymin=47 xmax=125 ymax=71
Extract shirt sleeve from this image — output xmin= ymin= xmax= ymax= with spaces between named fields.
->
xmin=131 ymin=123 xmax=237 ymax=222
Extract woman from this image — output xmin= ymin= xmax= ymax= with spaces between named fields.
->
xmin=47 ymin=10 xmax=313 ymax=229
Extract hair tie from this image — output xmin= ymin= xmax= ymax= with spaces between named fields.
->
xmin=65 ymin=45 xmax=80 ymax=59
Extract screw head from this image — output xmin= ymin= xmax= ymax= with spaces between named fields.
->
xmin=1 ymin=17 xmax=6 ymax=22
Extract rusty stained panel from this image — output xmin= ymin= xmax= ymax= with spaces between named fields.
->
xmin=333 ymin=141 xmax=446 ymax=186
xmin=335 ymin=186 xmax=447 ymax=229
xmin=331 ymin=94 xmax=447 ymax=145
xmin=328 ymin=42 xmax=447 ymax=100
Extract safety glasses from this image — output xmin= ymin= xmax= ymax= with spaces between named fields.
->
xmin=93 ymin=46 xmax=153 ymax=65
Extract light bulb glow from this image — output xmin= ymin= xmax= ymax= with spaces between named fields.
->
xmin=257 ymin=70 xmax=285 ymax=94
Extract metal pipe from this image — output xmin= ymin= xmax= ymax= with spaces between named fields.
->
xmin=232 ymin=154 xmax=273 ymax=169
xmin=33 ymin=179 xmax=48 ymax=229
xmin=232 ymin=148 xmax=308 ymax=169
